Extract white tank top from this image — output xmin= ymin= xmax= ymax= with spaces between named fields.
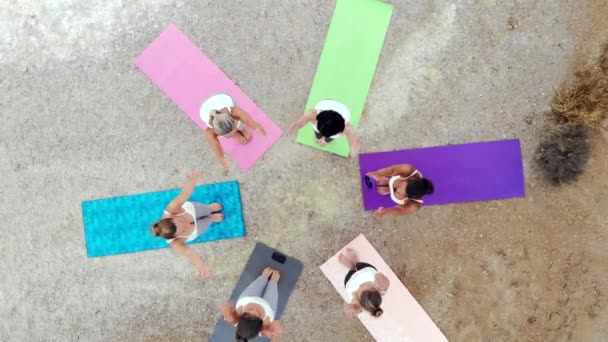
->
xmin=389 ymin=170 xmax=424 ymax=205
xmin=345 ymin=267 xmax=378 ymax=303
xmin=235 ymin=296 xmax=275 ymax=321
xmin=313 ymin=99 xmax=352 ymax=139
xmin=163 ymin=201 xmax=198 ymax=243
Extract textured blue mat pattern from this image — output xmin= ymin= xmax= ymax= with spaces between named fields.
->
xmin=82 ymin=181 xmax=245 ymax=257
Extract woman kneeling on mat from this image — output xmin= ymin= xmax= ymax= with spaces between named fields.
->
xmin=288 ymin=100 xmax=360 ymax=157
xmin=204 ymin=106 xmax=266 ymax=172
xmin=339 ymin=248 xmax=390 ymax=318
xmin=366 ymin=163 xmax=434 ymax=217
xmin=221 ymin=267 xmax=283 ymax=341
xmin=150 ymin=172 xmax=224 ymax=278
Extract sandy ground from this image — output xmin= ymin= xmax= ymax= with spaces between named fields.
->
xmin=1 ymin=0 xmax=607 ymax=341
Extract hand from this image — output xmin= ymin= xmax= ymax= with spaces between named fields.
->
xmin=287 ymin=122 xmax=299 ymax=135
xmin=256 ymin=125 xmax=267 ymax=136
xmin=267 ymin=323 xmax=283 ymax=340
xmin=344 ymin=304 xmax=360 ymax=319
xmin=186 ymin=171 xmax=201 ymax=181
xmin=366 ymin=172 xmax=380 ymax=181
xmin=373 ymin=206 xmax=385 ymax=217
xmin=197 ymin=265 xmax=212 ymax=278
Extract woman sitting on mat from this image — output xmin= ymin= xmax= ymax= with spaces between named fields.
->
xmin=339 ymin=248 xmax=390 ymax=319
xmin=366 ymin=164 xmax=434 ymax=217
xmin=221 ymin=267 xmax=283 ymax=341
xmin=150 ymin=172 xmax=224 ymax=278
xmin=204 ymin=106 xmax=266 ymax=172
xmin=288 ymin=100 xmax=360 ymax=157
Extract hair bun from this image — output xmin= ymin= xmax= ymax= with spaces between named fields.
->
xmin=422 ymin=178 xmax=435 ymax=195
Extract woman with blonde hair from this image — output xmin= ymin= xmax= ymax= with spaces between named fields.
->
xmin=203 ymin=104 xmax=266 ymax=172
xmin=150 ymin=171 xmax=224 ymax=278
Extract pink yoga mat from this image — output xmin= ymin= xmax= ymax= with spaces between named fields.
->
xmin=135 ymin=24 xmax=283 ymax=171
xmin=320 ymin=235 xmax=448 ymax=342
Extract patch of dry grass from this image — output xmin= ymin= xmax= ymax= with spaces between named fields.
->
xmin=550 ymin=45 xmax=608 ymax=128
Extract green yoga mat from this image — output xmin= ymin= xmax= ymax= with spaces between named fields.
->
xmin=296 ymin=0 xmax=394 ymax=157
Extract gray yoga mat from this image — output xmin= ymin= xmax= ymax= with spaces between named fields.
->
xmin=209 ymin=243 xmax=303 ymax=341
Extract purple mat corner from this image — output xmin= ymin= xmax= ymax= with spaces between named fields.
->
xmin=358 ymin=139 xmax=525 ymax=210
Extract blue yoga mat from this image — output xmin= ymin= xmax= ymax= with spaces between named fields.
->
xmin=82 ymin=181 xmax=245 ymax=258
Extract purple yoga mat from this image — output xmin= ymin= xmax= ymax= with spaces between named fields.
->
xmin=359 ymin=139 xmax=525 ymax=210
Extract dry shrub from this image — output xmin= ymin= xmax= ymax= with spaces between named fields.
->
xmin=600 ymin=43 xmax=608 ymax=73
xmin=535 ymin=124 xmax=591 ymax=185
xmin=550 ymin=46 xmax=608 ymax=128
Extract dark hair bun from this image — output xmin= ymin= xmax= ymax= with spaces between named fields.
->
xmin=316 ymin=110 xmax=345 ymax=137
xmin=422 ymin=178 xmax=435 ymax=195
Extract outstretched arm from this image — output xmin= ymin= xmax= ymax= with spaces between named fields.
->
xmin=287 ymin=109 xmax=317 ymax=134
xmin=204 ymin=129 xmax=230 ymax=171
xmin=170 ymin=241 xmax=212 ymax=278
xmin=166 ymin=172 xmax=200 ymax=214
xmin=374 ymin=202 xmax=421 ymax=217
xmin=232 ymin=106 xmax=266 ymax=136
xmin=368 ymin=164 xmax=414 ymax=179
xmin=344 ymin=124 xmax=360 ymax=157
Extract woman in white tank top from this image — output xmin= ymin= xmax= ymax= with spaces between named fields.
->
xmin=221 ymin=267 xmax=283 ymax=341
xmin=150 ymin=172 xmax=225 ymax=278
xmin=366 ymin=163 xmax=435 ymax=217
xmin=338 ymin=248 xmax=390 ymax=319
xmin=202 ymin=104 xmax=267 ymax=173
xmin=287 ymin=99 xmax=361 ymax=157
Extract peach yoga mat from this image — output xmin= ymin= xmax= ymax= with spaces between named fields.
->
xmin=320 ymin=234 xmax=448 ymax=342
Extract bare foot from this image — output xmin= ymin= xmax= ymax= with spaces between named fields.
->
xmin=339 ymin=248 xmax=358 ymax=268
xmin=316 ymin=138 xmax=328 ymax=146
xmin=210 ymin=213 xmax=224 ymax=222
xmin=209 ymin=203 xmax=223 ymax=212
xmin=270 ymin=269 xmax=281 ymax=281
xmin=263 ymin=267 xmax=273 ymax=277
xmin=376 ymin=186 xmax=390 ymax=195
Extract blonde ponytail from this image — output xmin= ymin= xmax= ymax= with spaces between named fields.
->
xmin=209 ymin=109 xmax=235 ymax=136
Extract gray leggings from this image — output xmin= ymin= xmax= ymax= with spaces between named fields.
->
xmin=239 ymin=274 xmax=278 ymax=314
xmin=191 ymin=202 xmax=214 ymax=238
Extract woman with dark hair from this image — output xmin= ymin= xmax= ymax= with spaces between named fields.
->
xmin=288 ymin=99 xmax=360 ymax=157
xmin=339 ymin=248 xmax=390 ymax=319
xmin=150 ymin=172 xmax=224 ymax=278
xmin=366 ymin=164 xmax=434 ymax=217
xmin=221 ymin=267 xmax=283 ymax=341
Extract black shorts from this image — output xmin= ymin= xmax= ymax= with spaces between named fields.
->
xmin=344 ymin=262 xmax=377 ymax=287
xmin=314 ymin=130 xmax=334 ymax=143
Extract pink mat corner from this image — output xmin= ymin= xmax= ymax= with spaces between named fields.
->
xmin=320 ymin=234 xmax=448 ymax=342
xmin=135 ymin=24 xmax=283 ymax=171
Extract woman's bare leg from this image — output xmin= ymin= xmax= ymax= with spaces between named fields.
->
xmin=376 ymin=177 xmax=390 ymax=195
xmin=339 ymin=248 xmax=359 ymax=268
